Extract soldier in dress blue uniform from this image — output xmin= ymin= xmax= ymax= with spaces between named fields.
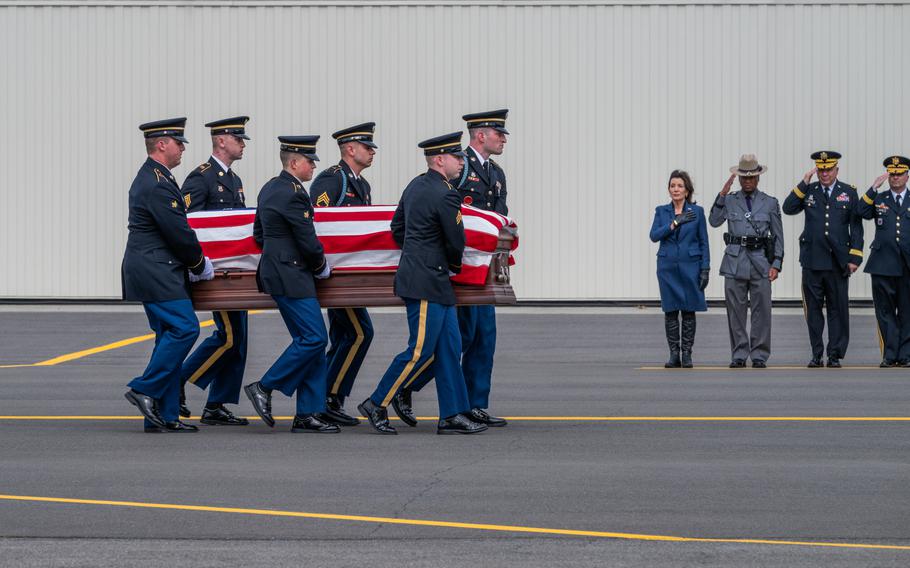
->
xmin=122 ymin=118 xmax=215 ymax=432
xmin=391 ymin=110 xmax=510 ymax=429
xmin=242 ymin=136 xmax=340 ymax=433
xmin=308 ymin=123 xmax=377 ymax=427
xmin=856 ymin=156 xmax=910 ymax=367
xmin=357 ymin=132 xmax=486 ymax=435
xmin=783 ymin=151 xmax=864 ymax=368
xmin=177 ymin=116 xmax=252 ymax=425
xmin=709 ymin=154 xmax=784 ymax=368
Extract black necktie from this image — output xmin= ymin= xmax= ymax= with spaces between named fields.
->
xmin=825 ymin=186 xmax=831 ymax=200
xmin=745 ymin=194 xmax=752 ymax=212
xmin=897 ymin=194 xmax=903 ymax=209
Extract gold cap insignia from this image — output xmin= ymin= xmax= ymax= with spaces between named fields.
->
xmin=893 ymin=157 xmax=900 ymax=165
xmin=820 ymin=152 xmax=828 ymax=160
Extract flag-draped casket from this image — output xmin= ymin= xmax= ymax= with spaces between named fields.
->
xmin=187 ymin=206 xmax=518 ymax=309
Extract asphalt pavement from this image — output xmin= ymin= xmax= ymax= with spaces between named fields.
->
xmin=0 ymin=307 xmax=908 ymax=567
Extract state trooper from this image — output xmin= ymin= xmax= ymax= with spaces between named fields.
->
xmin=177 ymin=116 xmax=251 ymax=425
xmin=709 ymin=154 xmax=784 ymax=368
xmin=242 ymin=136 xmax=339 ymax=433
xmin=783 ymin=151 xmax=864 ymax=368
xmin=308 ymin=122 xmax=377 ymax=427
xmin=122 ymin=117 xmax=214 ymax=432
xmin=856 ymin=156 xmax=910 ymax=367
xmin=357 ymin=132 xmax=487 ymax=435
xmin=392 ymin=110 xmax=510 ymax=429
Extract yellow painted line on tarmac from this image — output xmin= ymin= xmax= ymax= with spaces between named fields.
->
xmin=0 ymin=311 xmax=267 ymax=369
xmin=1 ymin=415 xmax=910 ymax=422
xmin=638 ymin=365 xmax=886 ymax=371
xmin=0 ymin=493 xmax=907 ymax=551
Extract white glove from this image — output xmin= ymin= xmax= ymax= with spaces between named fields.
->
xmin=315 ymin=262 xmax=332 ymax=280
xmin=448 ymin=270 xmax=456 ymax=277
xmin=190 ymin=257 xmax=215 ymax=282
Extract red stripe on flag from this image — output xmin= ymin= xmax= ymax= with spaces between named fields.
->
xmin=463 ymin=231 xmax=499 ymax=253
xmin=200 ymin=237 xmax=261 ymax=258
xmin=189 ymin=213 xmax=257 ymax=229
xmin=319 ymin=232 xmax=399 ymax=254
xmin=450 ymin=264 xmax=490 ymax=286
xmin=314 ymin=210 xmax=395 ymax=222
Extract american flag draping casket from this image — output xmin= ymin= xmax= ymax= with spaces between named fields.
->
xmin=186 ymin=205 xmax=519 ymax=309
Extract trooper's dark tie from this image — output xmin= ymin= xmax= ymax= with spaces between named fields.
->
xmin=745 ymin=194 xmax=752 ymax=212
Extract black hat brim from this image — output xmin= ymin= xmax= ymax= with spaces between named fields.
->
xmin=360 ymin=140 xmax=378 ymax=149
xmin=174 ymin=135 xmax=189 ymax=143
xmin=493 ymin=126 xmax=510 ymax=135
xmin=305 ymin=153 xmax=320 ymax=162
xmin=235 ymin=133 xmax=251 ymax=141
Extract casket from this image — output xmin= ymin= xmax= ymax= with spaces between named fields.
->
xmin=190 ymin=225 xmax=517 ymax=310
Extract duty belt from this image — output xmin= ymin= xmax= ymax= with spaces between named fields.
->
xmin=723 ymin=233 xmax=767 ymax=248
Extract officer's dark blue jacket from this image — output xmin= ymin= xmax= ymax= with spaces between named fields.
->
xmin=454 ymin=146 xmax=507 ymax=215
xmin=857 ymin=187 xmax=910 ymax=276
xmin=182 ymin=156 xmax=245 ymax=212
xmin=253 ymin=170 xmax=327 ymax=298
xmin=309 ymin=160 xmax=372 ymax=207
xmin=783 ymin=180 xmax=864 ymax=271
xmin=391 ymin=169 xmax=466 ymax=306
xmin=121 ymin=158 xmax=206 ymax=302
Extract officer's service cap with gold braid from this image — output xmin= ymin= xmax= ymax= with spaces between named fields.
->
xmin=278 ymin=135 xmax=320 ymax=161
xmin=418 ymin=132 xmax=466 ymax=158
xmin=462 ymin=109 xmax=509 ymax=134
xmin=811 ymin=150 xmax=841 ymax=170
xmin=333 ymin=122 xmax=377 ymax=149
xmin=884 ymin=155 xmax=910 ymax=175
xmin=139 ymin=117 xmax=188 ymax=143
xmin=206 ymin=116 xmax=250 ymax=140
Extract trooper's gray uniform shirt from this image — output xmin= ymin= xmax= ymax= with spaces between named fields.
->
xmin=709 ymin=190 xmax=785 ymax=363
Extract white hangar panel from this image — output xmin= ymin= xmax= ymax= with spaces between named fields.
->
xmin=0 ymin=1 xmax=907 ymax=300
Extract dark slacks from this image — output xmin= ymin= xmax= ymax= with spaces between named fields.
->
xmin=325 ymin=307 xmax=374 ymax=402
xmin=871 ymin=265 xmax=910 ymax=363
xmin=801 ymin=269 xmax=850 ymax=359
xmin=180 ymin=310 xmax=248 ymax=405
xmin=128 ymin=299 xmax=200 ymax=428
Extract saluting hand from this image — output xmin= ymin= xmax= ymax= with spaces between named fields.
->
xmin=872 ymin=173 xmax=889 ymax=190
xmin=803 ymin=167 xmax=817 ymax=185
xmin=720 ymin=174 xmax=736 ymax=196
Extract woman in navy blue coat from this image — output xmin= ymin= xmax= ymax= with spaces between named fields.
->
xmin=649 ymin=170 xmax=710 ymax=368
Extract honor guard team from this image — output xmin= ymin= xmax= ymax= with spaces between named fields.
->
xmin=123 ymin=111 xmax=511 ymax=434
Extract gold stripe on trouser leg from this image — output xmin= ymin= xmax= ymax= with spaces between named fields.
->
xmin=876 ymin=320 xmax=884 ymax=358
xmin=188 ymin=311 xmax=234 ymax=384
xmin=329 ymin=308 xmax=366 ymax=395
xmin=800 ymin=284 xmax=808 ymax=322
xmin=381 ymin=300 xmax=428 ymax=407
xmin=402 ymin=355 xmax=435 ymax=390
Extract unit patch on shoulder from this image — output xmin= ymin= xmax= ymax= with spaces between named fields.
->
xmin=316 ymin=192 xmax=330 ymax=207
xmin=184 ymin=194 xmax=192 ymax=208
xmin=455 ymin=211 xmax=463 ymax=225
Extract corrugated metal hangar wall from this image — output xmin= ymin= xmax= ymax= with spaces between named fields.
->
xmin=1 ymin=1 xmax=908 ymax=301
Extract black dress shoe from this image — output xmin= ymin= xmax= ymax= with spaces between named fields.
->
xmin=164 ymin=420 xmax=199 ymax=432
xmin=179 ymin=384 xmax=191 ymax=418
xmin=322 ymin=395 xmax=360 ymax=426
xmin=391 ymin=389 xmax=417 ymax=427
xmin=826 ymin=357 xmax=842 ymax=368
xmin=807 ymin=357 xmax=823 ymax=368
xmin=437 ymin=413 xmax=488 ymax=435
xmin=752 ymin=360 xmax=767 ymax=369
xmin=880 ymin=360 xmax=896 ymax=368
xmin=291 ymin=413 xmax=341 ymax=433
xmin=201 ymin=405 xmax=250 ymax=426
xmin=467 ymin=408 xmax=508 ymax=427
xmin=243 ymin=382 xmax=274 ymax=427
xmin=124 ymin=389 xmax=165 ymax=428
xmin=729 ymin=359 xmax=746 ymax=369
xmin=357 ymin=398 xmax=397 ymax=435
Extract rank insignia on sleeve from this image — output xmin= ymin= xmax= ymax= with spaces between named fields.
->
xmin=316 ymin=192 xmax=330 ymax=207
xmin=455 ymin=211 xmax=463 ymax=225
xmin=170 ymin=200 xmax=178 ymax=208
xmin=183 ymin=194 xmax=191 ymax=208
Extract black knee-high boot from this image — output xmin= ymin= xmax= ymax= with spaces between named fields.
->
xmin=664 ymin=311 xmax=681 ymax=368
xmin=681 ymin=311 xmax=696 ymax=368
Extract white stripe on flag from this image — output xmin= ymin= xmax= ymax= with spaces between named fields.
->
xmin=194 ymin=223 xmax=256 ymax=242
xmin=315 ymin=220 xmax=392 ymax=236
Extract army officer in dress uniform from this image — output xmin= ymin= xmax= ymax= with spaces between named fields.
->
xmin=357 ymin=132 xmax=486 ymax=436
xmin=177 ymin=116 xmax=251 ymax=425
xmin=709 ymin=154 xmax=784 ymax=368
xmin=392 ymin=110 xmax=510 ymax=429
xmin=122 ymin=117 xmax=214 ymax=432
xmin=856 ymin=156 xmax=910 ymax=367
xmin=308 ymin=123 xmax=378 ymax=427
xmin=242 ymin=136 xmax=339 ymax=433
xmin=783 ymin=151 xmax=864 ymax=368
